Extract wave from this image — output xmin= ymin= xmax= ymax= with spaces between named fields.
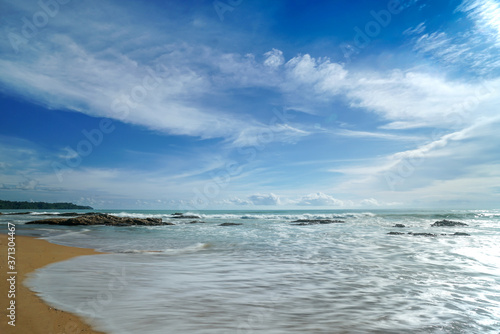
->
xmin=107 ymin=211 xmax=378 ymax=221
xmin=117 ymin=243 xmax=211 ymax=255
xmin=41 ymin=228 xmax=92 ymax=241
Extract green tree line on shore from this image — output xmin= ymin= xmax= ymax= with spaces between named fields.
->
xmin=0 ymin=200 xmax=93 ymax=210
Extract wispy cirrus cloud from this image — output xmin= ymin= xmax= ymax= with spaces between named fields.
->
xmin=409 ymin=0 xmax=500 ymax=76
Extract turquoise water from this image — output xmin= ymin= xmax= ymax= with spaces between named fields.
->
xmin=2 ymin=209 xmax=500 ymax=333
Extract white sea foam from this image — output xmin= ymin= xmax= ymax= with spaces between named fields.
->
xmin=118 ymin=243 xmax=211 ymax=255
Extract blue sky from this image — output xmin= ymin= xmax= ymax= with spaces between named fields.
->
xmin=1 ymin=0 xmax=499 ymax=209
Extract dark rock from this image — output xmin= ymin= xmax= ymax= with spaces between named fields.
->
xmin=26 ymin=213 xmax=167 ymax=226
xmin=410 ymin=232 xmax=437 ymax=237
xmin=390 ymin=231 xmax=470 ymax=237
xmin=291 ymin=219 xmax=345 ymax=226
xmin=171 ymin=213 xmax=202 ymax=219
xmin=431 ymin=220 xmax=468 ymax=227
xmin=188 ymin=221 xmax=206 ymax=224
xmin=452 ymin=232 xmax=470 ymax=236
xmin=219 ymin=223 xmax=242 ymax=226
xmin=393 ymin=224 xmax=406 ymax=228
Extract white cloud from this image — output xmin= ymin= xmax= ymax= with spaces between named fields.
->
xmin=410 ymin=1 xmax=500 ymax=75
xmin=403 ymin=22 xmax=426 ymax=35
xmin=248 ymin=193 xmax=280 ymax=206
xmin=295 ymin=192 xmax=344 ymax=207
xmin=459 ymin=0 xmax=500 ymax=45
xmin=285 ymin=54 xmax=347 ymax=94
xmin=334 ymin=129 xmax=422 ymax=141
xmin=223 ymin=197 xmax=252 ymax=205
xmin=263 ymin=48 xmax=284 ymax=68
xmin=330 ymin=117 xmax=500 ymax=206
xmin=360 ymin=198 xmax=380 ymax=207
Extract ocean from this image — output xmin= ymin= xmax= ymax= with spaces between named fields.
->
xmin=2 ymin=209 xmax=500 ymax=333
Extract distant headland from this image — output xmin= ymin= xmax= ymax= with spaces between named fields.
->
xmin=0 ymin=200 xmax=93 ymax=210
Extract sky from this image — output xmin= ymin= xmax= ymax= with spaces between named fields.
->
xmin=0 ymin=0 xmax=499 ymax=210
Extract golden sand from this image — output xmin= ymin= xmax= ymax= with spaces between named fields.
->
xmin=0 ymin=234 xmax=105 ymax=334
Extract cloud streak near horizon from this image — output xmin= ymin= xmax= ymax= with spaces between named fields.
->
xmin=1 ymin=0 xmax=499 ymax=209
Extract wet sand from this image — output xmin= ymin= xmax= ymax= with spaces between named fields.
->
xmin=0 ymin=234 xmax=105 ymax=334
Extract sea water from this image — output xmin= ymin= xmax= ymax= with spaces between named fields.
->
xmin=2 ymin=209 xmax=500 ymax=333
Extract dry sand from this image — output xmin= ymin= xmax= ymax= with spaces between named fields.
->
xmin=0 ymin=234 xmax=105 ymax=334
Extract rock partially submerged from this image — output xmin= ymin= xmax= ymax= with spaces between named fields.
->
xmin=26 ymin=213 xmax=167 ymax=226
xmin=291 ymin=219 xmax=345 ymax=226
xmin=409 ymin=232 xmax=437 ymax=237
xmin=219 ymin=222 xmax=242 ymax=226
xmin=431 ymin=220 xmax=468 ymax=227
xmin=387 ymin=231 xmax=470 ymax=237
xmin=393 ymin=224 xmax=406 ymax=228
xmin=450 ymin=232 xmax=470 ymax=236
xmin=171 ymin=213 xmax=202 ymax=219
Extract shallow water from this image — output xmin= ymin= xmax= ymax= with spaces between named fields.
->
xmin=3 ymin=209 xmax=499 ymax=333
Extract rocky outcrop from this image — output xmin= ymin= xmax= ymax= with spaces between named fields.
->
xmin=171 ymin=213 xmax=202 ymax=219
xmin=219 ymin=223 xmax=242 ymax=226
xmin=291 ymin=219 xmax=345 ymax=226
xmin=409 ymin=232 xmax=437 ymax=237
xmin=393 ymin=224 xmax=406 ymax=228
xmin=26 ymin=213 xmax=167 ymax=226
xmin=449 ymin=232 xmax=470 ymax=236
xmin=431 ymin=220 xmax=468 ymax=227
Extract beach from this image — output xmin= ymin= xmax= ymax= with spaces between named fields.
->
xmin=0 ymin=234 xmax=104 ymax=334
xmin=1 ymin=210 xmax=499 ymax=333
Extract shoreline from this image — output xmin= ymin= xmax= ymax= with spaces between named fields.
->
xmin=0 ymin=234 xmax=106 ymax=334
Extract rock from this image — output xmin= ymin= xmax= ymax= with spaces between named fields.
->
xmin=452 ymin=232 xmax=470 ymax=236
xmin=393 ymin=224 xmax=406 ymax=228
xmin=219 ymin=223 xmax=242 ymax=226
xmin=291 ymin=219 xmax=345 ymax=226
xmin=26 ymin=213 xmax=167 ymax=226
xmin=389 ymin=231 xmax=470 ymax=237
xmin=431 ymin=220 xmax=468 ymax=227
xmin=171 ymin=213 xmax=202 ymax=219
xmin=188 ymin=221 xmax=205 ymax=224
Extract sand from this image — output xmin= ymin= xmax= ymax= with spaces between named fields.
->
xmin=0 ymin=234 xmax=106 ymax=334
